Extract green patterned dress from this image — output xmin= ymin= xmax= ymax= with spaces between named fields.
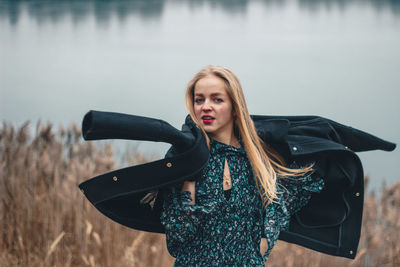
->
xmin=160 ymin=138 xmax=324 ymax=266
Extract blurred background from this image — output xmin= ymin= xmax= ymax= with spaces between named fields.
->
xmin=1 ymin=0 xmax=399 ymax=189
xmin=0 ymin=0 xmax=399 ymax=266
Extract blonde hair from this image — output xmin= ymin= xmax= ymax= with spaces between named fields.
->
xmin=185 ymin=65 xmax=313 ymax=206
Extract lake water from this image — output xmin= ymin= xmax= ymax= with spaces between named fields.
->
xmin=1 ymin=0 xmax=399 ymax=190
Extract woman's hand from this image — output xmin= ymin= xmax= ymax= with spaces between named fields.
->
xmin=182 ymin=181 xmax=196 ymax=205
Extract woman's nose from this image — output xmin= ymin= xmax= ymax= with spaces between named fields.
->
xmin=202 ymin=100 xmax=212 ymax=111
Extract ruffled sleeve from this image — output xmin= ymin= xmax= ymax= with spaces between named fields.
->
xmin=278 ymin=172 xmax=325 ymax=216
xmin=262 ymin=171 xmax=324 ymax=261
xmin=160 ymin=184 xmax=219 ymax=257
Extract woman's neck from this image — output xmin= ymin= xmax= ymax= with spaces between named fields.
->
xmin=209 ymin=132 xmax=240 ymax=148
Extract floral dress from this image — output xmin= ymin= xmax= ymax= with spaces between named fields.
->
xmin=160 ymin=138 xmax=324 ymax=266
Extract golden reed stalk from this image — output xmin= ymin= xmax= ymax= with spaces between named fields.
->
xmin=0 ymin=122 xmax=399 ymax=266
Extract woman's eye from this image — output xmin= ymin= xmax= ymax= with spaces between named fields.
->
xmin=215 ymin=98 xmax=223 ymax=103
xmin=195 ymin=98 xmax=204 ymax=104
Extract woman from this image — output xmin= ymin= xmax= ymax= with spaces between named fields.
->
xmin=160 ymin=65 xmax=325 ymax=265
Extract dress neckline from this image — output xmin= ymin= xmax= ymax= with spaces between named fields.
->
xmin=209 ymin=138 xmax=245 ymax=154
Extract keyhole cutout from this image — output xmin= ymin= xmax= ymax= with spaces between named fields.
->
xmin=222 ymin=158 xmax=232 ymax=191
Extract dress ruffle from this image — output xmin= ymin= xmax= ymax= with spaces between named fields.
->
xmin=263 ymin=173 xmax=325 ymax=260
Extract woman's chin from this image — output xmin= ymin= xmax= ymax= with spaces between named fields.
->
xmin=202 ymin=125 xmax=215 ymax=134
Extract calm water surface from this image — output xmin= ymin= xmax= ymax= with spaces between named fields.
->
xmin=1 ymin=0 xmax=399 ymax=189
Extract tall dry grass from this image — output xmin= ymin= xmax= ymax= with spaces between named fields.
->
xmin=0 ymin=122 xmax=399 ymax=266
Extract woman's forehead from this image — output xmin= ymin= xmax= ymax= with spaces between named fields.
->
xmin=194 ymin=75 xmax=228 ymax=96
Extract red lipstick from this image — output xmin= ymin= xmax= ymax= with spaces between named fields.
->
xmin=202 ymin=116 xmax=214 ymax=124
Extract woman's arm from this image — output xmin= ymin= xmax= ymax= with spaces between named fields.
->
xmin=160 ymin=181 xmax=216 ymax=257
xmin=181 ymin=181 xmax=196 ymax=205
xmin=262 ymin=171 xmax=325 ymax=261
xmin=280 ymin=172 xmax=325 ymax=215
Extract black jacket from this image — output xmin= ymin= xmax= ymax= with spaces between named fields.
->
xmin=78 ymin=110 xmax=396 ymax=259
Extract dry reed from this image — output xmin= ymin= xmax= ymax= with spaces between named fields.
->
xmin=0 ymin=122 xmax=399 ymax=266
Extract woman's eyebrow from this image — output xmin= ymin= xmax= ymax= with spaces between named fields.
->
xmin=210 ymin=93 xmax=223 ymax=97
xmin=194 ymin=92 xmax=224 ymax=97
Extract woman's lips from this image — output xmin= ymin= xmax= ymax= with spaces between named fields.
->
xmin=202 ymin=116 xmax=214 ymax=124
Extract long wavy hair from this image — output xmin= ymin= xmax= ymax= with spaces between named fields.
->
xmin=185 ymin=65 xmax=313 ymax=206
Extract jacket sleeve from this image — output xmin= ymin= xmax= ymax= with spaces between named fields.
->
xmin=159 ymin=184 xmax=217 ymax=258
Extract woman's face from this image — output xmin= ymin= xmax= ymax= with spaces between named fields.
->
xmin=193 ymin=75 xmax=235 ymax=142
